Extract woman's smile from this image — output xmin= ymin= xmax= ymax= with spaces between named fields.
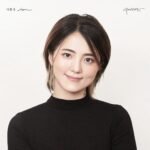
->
xmin=65 ymin=74 xmax=83 ymax=82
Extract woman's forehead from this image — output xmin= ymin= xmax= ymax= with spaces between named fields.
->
xmin=54 ymin=32 xmax=95 ymax=55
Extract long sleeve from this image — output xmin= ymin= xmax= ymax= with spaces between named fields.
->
xmin=7 ymin=113 xmax=32 ymax=150
xmin=111 ymin=105 xmax=137 ymax=150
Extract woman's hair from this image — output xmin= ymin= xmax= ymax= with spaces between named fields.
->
xmin=43 ymin=13 xmax=111 ymax=97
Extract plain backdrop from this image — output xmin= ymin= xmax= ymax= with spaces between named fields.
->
xmin=0 ymin=0 xmax=150 ymax=149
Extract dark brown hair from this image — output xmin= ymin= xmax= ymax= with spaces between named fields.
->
xmin=43 ymin=14 xmax=111 ymax=96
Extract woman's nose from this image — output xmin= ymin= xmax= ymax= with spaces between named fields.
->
xmin=70 ymin=59 xmax=82 ymax=73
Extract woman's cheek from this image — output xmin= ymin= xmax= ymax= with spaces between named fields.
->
xmin=86 ymin=66 xmax=99 ymax=78
xmin=56 ymin=59 xmax=71 ymax=72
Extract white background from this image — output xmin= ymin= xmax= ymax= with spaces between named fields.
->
xmin=0 ymin=0 xmax=150 ymax=149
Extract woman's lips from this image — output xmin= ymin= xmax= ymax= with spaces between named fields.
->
xmin=65 ymin=74 xmax=82 ymax=81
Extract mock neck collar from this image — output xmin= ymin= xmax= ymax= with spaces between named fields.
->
xmin=46 ymin=94 xmax=92 ymax=110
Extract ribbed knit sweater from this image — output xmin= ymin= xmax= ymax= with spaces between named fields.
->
xmin=8 ymin=94 xmax=137 ymax=150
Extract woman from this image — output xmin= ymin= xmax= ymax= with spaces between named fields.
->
xmin=8 ymin=14 xmax=137 ymax=150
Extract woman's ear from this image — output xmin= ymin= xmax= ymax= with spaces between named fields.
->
xmin=48 ymin=54 xmax=53 ymax=66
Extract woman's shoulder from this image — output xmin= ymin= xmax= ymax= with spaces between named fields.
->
xmin=91 ymin=97 xmax=131 ymax=119
xmin=8 ymin=100 xmax=49 ymax=126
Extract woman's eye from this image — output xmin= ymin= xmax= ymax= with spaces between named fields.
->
xmin=85 ymin=58 xmax=94 ymax=64
xmin=62 ymin=53 xmax=71 ymax=58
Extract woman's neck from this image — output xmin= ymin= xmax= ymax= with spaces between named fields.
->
xmin=52 ymin=90 xmax=86 ymax=100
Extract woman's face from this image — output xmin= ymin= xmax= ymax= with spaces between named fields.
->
xmin=48 ymin=32 xmax=100 ymax=99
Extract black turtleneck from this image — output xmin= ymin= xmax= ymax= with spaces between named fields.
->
xmin=47 ymin=94 xmax=91 ymax=110
xmin=7 ymin=95 xmax=137 ymax=150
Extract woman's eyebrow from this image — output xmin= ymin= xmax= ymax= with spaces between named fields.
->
xmin=62 ymin=48 xmax=95 ymax=57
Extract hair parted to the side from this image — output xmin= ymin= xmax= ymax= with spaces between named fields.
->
xmin=43 ymin=13 xmax=111 ymax=97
